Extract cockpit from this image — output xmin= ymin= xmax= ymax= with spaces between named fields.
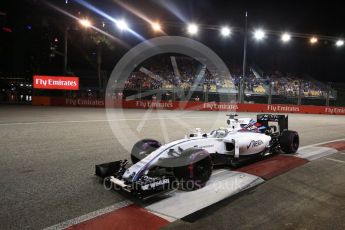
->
xmin=210 ymin=128 xmax=229 ymax=138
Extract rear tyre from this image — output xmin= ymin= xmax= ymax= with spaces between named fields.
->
xmin=173 ymin=148 xmax=213 ymax=191
xmin=130 ymin=139 xmax=161 ymax=164
xmin=279 ymin=130 xmax=299 ymax=154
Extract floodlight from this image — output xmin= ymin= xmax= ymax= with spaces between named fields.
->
xmin=254 ymin=29 xmax=265 ymax=40
xmin=187 ymin=23 xmax=198 ymax=35
xmin=221 ymin=26 xmax=231 ymax=37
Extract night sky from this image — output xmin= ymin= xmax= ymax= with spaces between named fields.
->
xmin=1 ymin=0 xmax=345 ymax=82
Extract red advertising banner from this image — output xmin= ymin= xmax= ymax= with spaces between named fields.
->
xmin=107 ymin=100 xmax=345 ymax=115
xmin=33 ymin=75 xmax=79 ymax=90
xmin=32 ymin=96 xmax=345 ymax=115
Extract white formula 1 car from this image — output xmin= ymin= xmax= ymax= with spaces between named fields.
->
xmin=96 ymin=114 xmax=299 ymax=198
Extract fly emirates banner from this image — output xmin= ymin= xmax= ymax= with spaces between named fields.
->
xmin=33 ymin=75 xmax=79 ymax=90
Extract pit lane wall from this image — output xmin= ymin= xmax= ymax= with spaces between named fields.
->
xmin=32 ymin=96 xmax=345 ymax=115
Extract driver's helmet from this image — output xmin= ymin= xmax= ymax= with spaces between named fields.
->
xmin=214 ymin=128 xmax=228 ymax=138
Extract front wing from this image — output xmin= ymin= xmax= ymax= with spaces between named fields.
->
xmin=95 ymin=160 xmax=175 ymax=198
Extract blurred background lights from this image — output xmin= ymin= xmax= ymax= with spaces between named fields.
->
xmin=254 ymin=29 xmax=265 ymax=40
xmin=336 ymin=39 xmax=344 ymax=47
xmin=281 ymin=33 xmax=291 ymax=42
xmin=79 ymin=18 xmax=91 ymax=28
xmin=221 ymin=26 xmax=231 ymax=37
xmin=151 ymin=22 xmax=161 ymax=31
xmin=310 ymin=37 xmax=318 ymax=44
xmin=116 ymin=19 xmax=129 ymax=31
xmin=187 ymin=23 xmax=198 ymax=35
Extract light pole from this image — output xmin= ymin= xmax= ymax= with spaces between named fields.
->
xmin=64 ymin=19 xmax=92 ymax=75
xmin=240 ymin=11 xmax=248 ymax=103
xmin=97 ymin=43 xmax=102 ymax=91
xmin=64 ymin=27 xmax=69 ymax=75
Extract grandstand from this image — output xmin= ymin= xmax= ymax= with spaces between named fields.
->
xmin=0 ymin=55 xmax=338 ymax=106
xmin=121 ymin=54 xmax=336 ymax=105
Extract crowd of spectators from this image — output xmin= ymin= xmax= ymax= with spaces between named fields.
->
xmin=269 ymin=71 xmax=328 ymax=97
xmin=123 ymin=55 xmax=331 ymax=98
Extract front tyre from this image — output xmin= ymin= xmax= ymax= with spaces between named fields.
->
xmin=131 ymin=139 xmax=161 ymax=164
xmin=173 ymin=148 xmax=213 ymax=191
xmin=279 ymin=130 xmax=299 ymax=154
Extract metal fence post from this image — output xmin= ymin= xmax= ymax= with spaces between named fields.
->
xmin=268 ymin=81 xmax=272 ymax=104
xmin=326 ymin=84 xmax=330 ymax=106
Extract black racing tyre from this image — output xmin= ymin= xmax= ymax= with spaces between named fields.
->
xmin=173 ymin=148 xmax=213 ymax=191
xmin=279 ymin=130 xmax=299 ymax=154
xmin=95 ymin=161 xmax=122 ymax=178
xmin=130 ymin=139 xmax=161 ymax=164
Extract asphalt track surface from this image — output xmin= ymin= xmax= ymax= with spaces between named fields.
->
xmin=0 ymin=105 xmax=345 ymax=229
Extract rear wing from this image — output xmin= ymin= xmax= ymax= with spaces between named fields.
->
xmin=257 ymin=114 xmax=288 ymax=133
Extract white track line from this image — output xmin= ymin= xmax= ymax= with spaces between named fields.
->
xmin=0 ymin=116 xmax=207 ymax=126
xmin=325 ymin=158 xmax=345 ymax=164
xmin=42 ymin=200 xmax=133 ymax=230
xmin=298 ymin=138 xmax=345 ymax=150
